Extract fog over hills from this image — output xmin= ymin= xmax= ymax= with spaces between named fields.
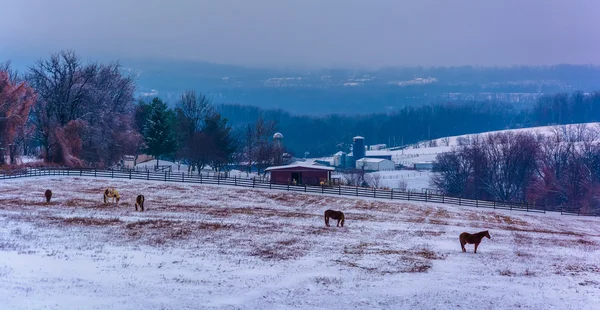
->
xmin=127 ymin=60 xmax=600 ymax=115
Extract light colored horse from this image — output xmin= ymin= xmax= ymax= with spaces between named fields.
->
xmin=103 ymin=188 xmax=120 ymax=204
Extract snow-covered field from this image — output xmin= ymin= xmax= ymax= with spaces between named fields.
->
xmin=1 ymin=177 xmax=600 ymax=309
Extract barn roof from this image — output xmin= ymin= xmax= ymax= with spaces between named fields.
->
xmin=265 ymin=162 xmax=335 ymax=171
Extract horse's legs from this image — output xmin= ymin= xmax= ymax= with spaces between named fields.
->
xmin=325 ymin=216 xmax=329 ymax=227
xmin=474 ymin=242 xmax=479 ymax=254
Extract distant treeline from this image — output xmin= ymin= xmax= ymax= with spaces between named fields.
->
xmin=217 ymin=91 xmax=600 ymax=157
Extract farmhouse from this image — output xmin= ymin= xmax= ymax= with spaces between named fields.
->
xmin=355 ymin=158 xmax=395 ymax=171
xmin=265 ymin=162 xmax=335 ymax=185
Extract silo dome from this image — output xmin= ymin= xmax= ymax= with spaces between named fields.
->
xmin=273 ymin=132 xmax=284 ymax=139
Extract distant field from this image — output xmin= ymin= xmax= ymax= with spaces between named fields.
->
xmin=1 ymin=177 xmax=599 ymax=309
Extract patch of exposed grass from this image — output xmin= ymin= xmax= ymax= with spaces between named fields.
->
xmin=50 ymin=216 xmax=122 ymax=226
xmin=314 ymin=276 xmax=343 ymax=286
xmin=499 ymin=269 xmax=517 ymax=277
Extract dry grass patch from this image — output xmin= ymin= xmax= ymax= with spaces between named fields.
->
xmin=125 ymin=219 xmax=181 ymax=230
xmin=48 ymin=216 xmax=122 ymax=226
xmin=499 ymin=269 xmax=517 ymax=277
xmin=249 ymin=239 xmax=307 ymax=261
xmin=314 ymin=276 xmax=343 ymax=286
xmin=411 ymin=230 xmax=444 ymax=237
xmin=337 ymin=243 xmax=444 ymax=275
xmin=197 ymin=222 xmax=234 ymax=230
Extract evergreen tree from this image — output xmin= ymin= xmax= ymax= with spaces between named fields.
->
xmin=143 ymin=97 xmax=177 ymax=168
xmin=203 ymin=112 xmax=237 ymax=172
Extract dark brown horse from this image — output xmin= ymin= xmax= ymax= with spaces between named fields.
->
xmin=44 ymin=189 xmax=52 ymax=203
xmin=459 ymin=230 xmax=491 ymax=253
xmin=135 ymin=194 xmax=145 ymax=212
xmin=324 ymin=209 xmax=345 ymax=227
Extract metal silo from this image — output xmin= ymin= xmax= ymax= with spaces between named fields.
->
xmin=353 ymin=136 xmax=365 ymax=161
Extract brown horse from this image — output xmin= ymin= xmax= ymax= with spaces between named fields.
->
xmin=324 ymin=209 xmax=345 ymax=227
xmin=135 ymin=194 xmax=145 ymax=212
xmin=103 ymin=188 xmax=120 ymax=204
xmin=44 ymin=189 xmax=52 ymax=203
xmin=459 ymin=230 xmax=491 ymax=253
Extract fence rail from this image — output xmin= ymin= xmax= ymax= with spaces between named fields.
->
xmin=1 ymin=167 xmax=598 ymax=217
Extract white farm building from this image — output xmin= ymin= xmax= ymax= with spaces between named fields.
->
xmin=355 ymin=158 xmax=395 ymax=171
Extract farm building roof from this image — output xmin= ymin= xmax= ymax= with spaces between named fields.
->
xmin=265 ymin=162 xmax=335 ymax=171
xmin=356 ymin=158 xmax=390 ymax=163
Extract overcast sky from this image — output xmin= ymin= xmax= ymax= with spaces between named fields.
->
xmin=1 ymin=0 xmax=599 ymax=68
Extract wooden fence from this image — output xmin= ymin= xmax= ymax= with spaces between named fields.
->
xmin=1 ymin=167 xmax=598 ymax=217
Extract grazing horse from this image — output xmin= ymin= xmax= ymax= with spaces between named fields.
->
xmin=459 ymin=230 xmax=491 ymax=253
xmin=44 ymin=189 xmax=52 ymax=203
xmin=103 ymin=188 xmax=120 ymax=204
xmin=135 ymin=194 xmax=145 ymax=212
xmin=324 ymin=209 xmax=345 ymax=227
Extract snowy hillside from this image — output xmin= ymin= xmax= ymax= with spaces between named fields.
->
xmin=1 ymin=177 xmax=599 ymax=309
xmin=361 ymin=122 xmax=600 ymax=167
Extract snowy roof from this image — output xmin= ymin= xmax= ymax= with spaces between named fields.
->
xmin=356 ymin=158 xmax=391 ymax=163
xmin=353 ymin=136 xmax=364 ymax=140
xmin=265 ymin=162 xmax=335 ymax=171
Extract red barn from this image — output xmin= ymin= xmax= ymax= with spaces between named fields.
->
xmin=265 ymin=163 xmax=335 ymax=186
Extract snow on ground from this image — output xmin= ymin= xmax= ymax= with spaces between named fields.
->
xmin=1 ymin=176 xmax=600 ymax=309
xmin=364 ymin=122 xmax=600 ymax=167
xmin=428 ymin=122 xmax=600 ymax=148
xmin=366 ymin=170 xmax=433 ymax=191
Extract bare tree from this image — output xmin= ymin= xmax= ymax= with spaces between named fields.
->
xmin=27 ymin=50 xmax=137 ymax=166
xmin=366 ymin=172 xmax=382 ymax=188
xmin=441 ymin=136 xmax=450 ymax=147
xmin=397 ymin=179 xmax=408 ymax=191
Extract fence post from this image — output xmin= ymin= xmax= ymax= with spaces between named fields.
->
xmin=476 ymin=200 xmax=478 ymax=208
xmin=94 ymin=169 xmax=97 ymax=178
xmin=200 ymin=173 xmax=203 ymax=184
xmin=458 ymin=197 xmax=461 ymax=205
xmin=442 ymin=195 xmax=444 ymax=203
xmin=321 ymin=184 xmax=324 ymax=194
xmin=80 ymin=169 xmax=82 ymax=176
xmin=391 ymin=189 xmax=394 ymax=199
xmin=218 ymin=174 xmax=220 ymax=185
xmin=129 ymin=170 xmax=132 ymax=179
xmin=234 ymin=175 xmax=237 ymax=186
xmin=304 ymin=184 xmax=306 ymax=192
xmin=269 ymin=182 xmax=271 ymax=189
xmin=165 ymin=171 xmax=167 ymax=182
xmin=356 ymin=186 xmax=358 ymax=197
xmin=182 ymin=172 xmax=184 ymax=183
xmin=408 ymin=191 xmax=410 ymax=201
xmin=493 ymin=201 xmax=495 ymax=209
xmin=339 ymin=184 xmax=341 ymax=195
xmin=373 ymin=187 xmax=376 ymax=198
xmin=111 ymin=170 xmax=114 ymax=178
xmin=288 ymin=183 xmax=290 ymax=191
xmin=252 ymin=177 xmax=255 ymax=188
xmin=425 ymin=191 xmax=428 ymax=202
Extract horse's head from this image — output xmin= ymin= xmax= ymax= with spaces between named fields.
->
xmin=484 ymin=230 xmax=491 ymax=239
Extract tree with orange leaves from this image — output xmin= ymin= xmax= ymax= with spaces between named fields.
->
xmin=0 ymin=70 xmax=37 ymax=165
